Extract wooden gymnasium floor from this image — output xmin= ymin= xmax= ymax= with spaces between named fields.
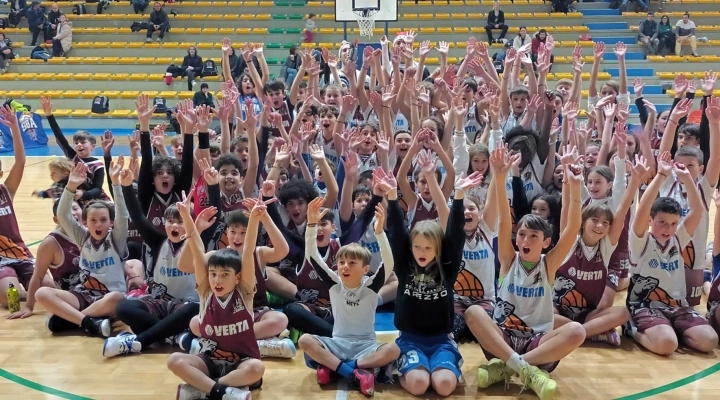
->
xmin=1 ymin=155 xmax=720 ymax=400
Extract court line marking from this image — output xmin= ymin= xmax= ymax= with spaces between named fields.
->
xmin=613 ymin=361 xmax=720 ymax=400
xmin=0 ymin=368 xmax=93 ymax=400
xmin=335 ymin=379 xmax=348 ymax=400
xmin=26 ymin=240 xmax=43 ymax=247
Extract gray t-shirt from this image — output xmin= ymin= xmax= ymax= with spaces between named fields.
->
xmin=675 ymin=20 xmax=696 ymax=37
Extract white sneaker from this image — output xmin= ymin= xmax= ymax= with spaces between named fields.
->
xmin=257 ymin=338 xmax=296 ymax=359
xmin=278 ymin=329 xmax=290 ymax=339
xmin=191 ymin=80 xmax=197 ymax=86
xmin=146 ymin=37 xmax=152 ymax=42
xmin=176 ymin=383 xmax=205 ymax=400
xmin=188 ymin=338 xmax=201 ymax=355
xmin=590 ymin=329 xmax=621 ymax=346
xmin=102 ymin=332 xmax=142 ymax=357
xmin=222 ymin=387 xmax=251 ymax=400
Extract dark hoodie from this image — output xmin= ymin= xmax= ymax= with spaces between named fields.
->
xmin=181 ymin=48 xmax=203 ymax=71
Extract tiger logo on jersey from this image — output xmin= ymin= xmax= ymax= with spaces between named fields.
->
xmin=454 ymin=268 xmax=485 ymax=300
xmin=494 ymin=299 xmax=533 ymax=333
xmin=79 ymin=269 xmax=109 ymax=295
xmin=198 ymin=338 xmax=242 ymax=364
xmin=630 ymin=275 xmax=681 ymax=307
xmin=554 ymin=276 xmax=588 ymax=308
xmin=146 ymin=279 xmax=172 ymax=300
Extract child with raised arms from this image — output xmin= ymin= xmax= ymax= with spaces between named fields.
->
xmin=466 ymin=145 xmax=585 ymax=400
xmin=624 ymin=151 xmax=719 ymax=355
xmin=7 ymin=199 xmax=81 ymax=319
xmin=385 ymin=164 xmax=484 ymax=397
xmin=168 ymin=191 xmax=270 ymax=400
xmin=553 ymin=152 xmax=647 ymax=347
xmin=35 ymin=160 xmax=131 ymax=337
xmin=298 ymin=198 xmax=399 ymax=397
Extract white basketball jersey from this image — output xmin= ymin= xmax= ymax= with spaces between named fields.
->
xmin=493 ymin=253 xmax=554 ymax=336
xmin=456 ymin=220 xmax=498 ymax=304
xmin=78 ymin=232 xmax=127 ymax=293
xmin=153 ymin=240 xmax=198 ymax=302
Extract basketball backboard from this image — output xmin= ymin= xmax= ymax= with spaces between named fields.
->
xmin=335 ymin=0 xmax=398 ymax=22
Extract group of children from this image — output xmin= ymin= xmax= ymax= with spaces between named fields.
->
xmin=1 ymin=31 xmax=720 ymax=400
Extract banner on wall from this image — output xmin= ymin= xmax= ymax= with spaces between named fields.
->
xmin=0 ymin=112 xmax=49 ymax=153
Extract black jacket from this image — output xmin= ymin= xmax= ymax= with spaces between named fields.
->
xmin=486 ymin=10 xmax=505 ymax=25
xmin=149 ymin=9 xmax=169 ymax=26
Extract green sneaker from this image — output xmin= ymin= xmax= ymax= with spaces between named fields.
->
xmin=520 ymin=365 xmax=557 ymax=400
xmin=289 ymin=328 xmax=303 ymax=345
xmin=477 ymin=358 xmax=511 ymax=388
xmin=266 ymin=292 xmax=289 ymax=306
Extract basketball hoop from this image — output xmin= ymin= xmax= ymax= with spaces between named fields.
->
xmin=353 ymin=8 xmax=379 ymax=37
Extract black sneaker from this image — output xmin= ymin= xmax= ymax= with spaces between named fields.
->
xmin=46 ymin=315 xmax=78 ymax=333
xmin=85 ymin=317 xmax=112 ymax=337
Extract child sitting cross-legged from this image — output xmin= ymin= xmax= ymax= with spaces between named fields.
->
xmin=298 ymin=195 xmax=399 ymax=397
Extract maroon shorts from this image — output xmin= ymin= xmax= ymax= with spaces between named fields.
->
xmin=555 ymin=305 xmax=593 ymax=324
xmin=608 ymin=250 xmax=631 ymax=280
xmin=706 ymin=302 xmax=720 ymax=336
xmin=141 ymin=297 xmax=189 ymax=319
xmin=481 ymin=328 xmax=559 ymax=373
xmin=296 ymin=301 xmax=332 ymax=319
xmin=70 ymin=289 xmax=106 ymax=311
xmin=201 ymin=354 xmax=262 ymax=386
xmin=253 ymin=306 xmax=272 ymax=323
xmin=0 ymin=259 xmax=34 ymax=289
xmin=454 ymin=299 xmax=494 ymax=318
xmin=630 ymin=305 xmax=708 ymax=335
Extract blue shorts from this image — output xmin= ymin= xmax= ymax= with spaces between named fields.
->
xmin=395 ymin=332 xmax=463 ymax=379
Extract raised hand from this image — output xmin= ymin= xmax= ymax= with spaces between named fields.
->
xmin=593 ymin=41 xmax=606 ymax=59
xmin=706 ymin=96 xmax=720 ymax=121
xmin=670 ymin=97 xmax=693 ymax=120
xmin=565 ymin=163 xmax=584 ymax=185
xmin=67 ymin=163 xmax=88 ymax=192
xmin=176 ymin=189 xmax=195 ymax=217
xmin=101 ymin=130 xmax=114 ymax=156
xmin=135 ymin=94 xmax=156 ymax=126
xmin=372 ymin=167 xmax=397 ymax=194
xmin=455 ymin=171 xmax=484 ymax=191
xmin=0 ymin=105 xmax=17 ymax=127
xmin=630 ymin=154 xmax=649 ymax=179
xmin=417 ymin=149 xmax=438 ymax=176
xmin=615 ymin=122 xmax=628 ymax=156
xmin=702 ymin=71 xmax=718 ymax=95
xmin=489 ymin=144 xmax=509 ymax=173
xmin=341 ymin=150 xmax=360 ymax=180
xmin=634 ymin=77 xmax=645 ymax=98
xmin=673 ymin=162 xmax=692 ymax=183
xmin=674 ymin=73 xmax=688 ymax=94
xmin=119 ymin=166 xmax=134 ymax=187
xmin=307 ymin=197 xmax=328 ymax=225
xmin=221 ymin=38 xmax=232 ymax=56
xmin=261 ymin=180 xmax=276 ymax=198
xmin=39 ymin=96 xmax=54 ymax=116
xmin=309 ymin=144 xmax=325 ymax=161
xmin=109 ymin=155 xmax=125 ymax=184
xmin=613 ymin=42 xmax=627 ymax=57
xmin=195 ymin=206 xmax=218 ymax=234
xmin=195 ymin=104 xmax=213 ymax=132
xmin=200 ymin=157 xmax=219 ymax=186
xmin=617 ymin=102 xmax=629 ymax=123
xmin=657 ymin=151 xmax=673 ymax=176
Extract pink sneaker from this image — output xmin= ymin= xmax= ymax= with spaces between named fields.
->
xmin=316 ymin=365 xmax=337 ymax=385
xmin=349 ymin=369 xmax=375 ymax=397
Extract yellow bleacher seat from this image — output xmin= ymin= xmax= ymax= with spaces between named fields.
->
xmin=697 ymin=25 xmax=718 ymax=32
xmin=319 ymin=14 xmax=334 ymax=21
xmin=64 ymin=91 xmax=83 ymax=98
xmin=148 ymin=74 xmax=165 ymax=81
xmin=24 ymin=91 xmax=44 ymax=99
xmin=128 ymin=75 xmax=148 ymax=81
xmin=17 ymin=73 xmax=37 ymax=80
xmin=179 ymin=92 xmax=195 ymax=100
xmin=55 ymin=73 xmax=73 ymax=80
xmin=103 ymin=91 xmax=121 ymax=98
xmin=535 ymin=12 xmax=551 ymax=17
xmin=319 ymin=42 xmax=337 ymax=50
xmin=196 ymin=1 xmax=213 ymax=6
xmin=119 ymin=57 xmax=138 ymax=65
xmin=418 ymin=14 xmax=434 ymax=19
xmin=646 ymin=55 xmax=665 ymax=62
xmin=218 ymin=28 xmax=235 ymax=35
xmin=137 ymin=58 xmax=155 ymax=64
xmin=81 ymin=91 xmax=101 ymax=99
xmin=465 ymin=0 xmax=481 ymax=4
xmin=420 ymin=27 xmax=436 ymax=34
xmin=202 ymin=28 xmax=219 ymax=34
xmin=159 ymin=91 xmax=177 ymax=98
xmin=72 ymin=109 xmax=92 ymax=117
xmin=126 ymin=42 xmax=145 ymax=49
xmin=258 ymin=1 xmax=274 ymax=6
xmin=703 ymin=55 xmax=720 ymax=62
xmin=573 ymin=26 xmax=590 ymax=33
xmin=657 ymin=72 xmax=675 ymax=79
xmin=64 ymin=57 xmax=84 ymax=64
xmin=117 ymin=28 xmax=133 ymax=34
xmin=253 ymin=28 xmax=269 ymax=34
xmin=108 ymin=42 xmax=126 ymax=49
xmin=141 ymin=91 xmax=160 ymax=97
xmin=185 ymin=28 xmax=202 ymax=34
xmin=110 ymin=110 xmax=133 ymax=118
xmin=207 ymin=14 xmax=224 ymax=20
xmin=99 ymin=58 xmax=119 ymax=64
xmin=508 ymin=27 xmax=520 ymax=34
xmin=454 ymin=27 xmax=470 ymax=33
xmin=503 ymin=13 xmax=517 ymax=19
xmin=174 ymin=14 xmax=192 ymax=20
xmin=554 ymin=56 xmax=567 ymax=63
xmin=74 ymin=74 xmax=92 ymax=81
xmin=467 ymin=13 xmax=484 ymax=19
xmin=401 ymin=1 xmax=415 ymax=5
xmin=577 ymin=41 xmax=594 ymax=47
xmin=93 ymin=73 xmax=112 ymax=81
xmin=111 ymin=74 xmax=130 ymax=81
xmin=5 ymin=91 xmax=23 ymax=99
xmin=470 ymin=27 xmax=485 ymax=33
xmin=83 ymin=57 xmax=101 ymax=64
xmin=425 ymin=57 xmax=440 ymax=65
xmin=319 ymin=28 xmax=336 ymax=34
xmin=516 ymin=13 xmax=533 ymax=18
xmin=307 ymin=1 xmax=322 ymax=5
xmin=436 ymin=13 xmax=452 ymax=19
xmin=256 ymin=14 xmax=271 ymax=20
xmin=403 ymin=13 xmax=418 ymax=19
xmin=665 ymin=56 xmax=686 ymax=62
xmin=155 ymin=57 xmax=173 ymax=65
xmin=53 ymin=110 xmax=72 ymax=118
xmin=243 ymin=1 xmax=259 ymax=5
xmin=74 ymin=42 xmax=93 ymax=49
xmin=447 ymin=57 xmax=458 ymax=64
xmin=121 ymin=91 xmax=141 ymax=99
xmin=555 ymin=26 xmax=573 ymax=33
xmin=44 ymin=90 xmax=63 ymax=98
xmin=36 ymin=73 xmax=54 ymax=81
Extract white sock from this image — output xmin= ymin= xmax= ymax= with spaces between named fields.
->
xmin=506 ymin=352 xmax=528 ymax=374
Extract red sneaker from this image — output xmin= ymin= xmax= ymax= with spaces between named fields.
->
xmin=316 ymin=365 xmax=337 ymax=385
xmin=349 ymin=369 xmax=375 ymax=397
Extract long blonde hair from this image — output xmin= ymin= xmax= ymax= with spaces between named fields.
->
xmin=410 ymin=220 xmax=445 ymax=284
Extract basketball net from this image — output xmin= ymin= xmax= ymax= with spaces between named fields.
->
xmin=353 ymin=8 xmax=379 ymax=37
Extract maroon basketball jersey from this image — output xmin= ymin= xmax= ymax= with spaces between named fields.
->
xmin=707 ymin=269 xmax=720 ymax=309
xmin=222 ymin=190 xmax=247 ymax=213
xmin=199 ymin=289 xmax=260 ymax=361
xmin=554 ymin=237 xmax=611 ymax=310
xmin=147 ymin=192 xmax=180 ymax=234
xmin=0 ymin=184 xmax=32 ymax=262
xmin=607 ymin=212 xmax=631 ymax=283
xmin=393 ymin=158 xmax=415 ymax=192
xmin=47 ymin=230 xmax=81 ymax=290
xmin=408 ymin=198 xmax=439 ymax=230
xmin=73 ymin=156 xmax=110 ymax=203
xmin=295 ymin=238 xmax=339 ymax=306
xmin=269 ymin=102 xmax=293 ymax=138
xmin=251 ymin=250 xmax=268 ymax=309
xmin=649 ymin=130 xmax=662 ymax=159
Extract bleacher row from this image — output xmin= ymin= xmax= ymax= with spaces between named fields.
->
xmin=2 ymin=0 xmax=720 ymax=122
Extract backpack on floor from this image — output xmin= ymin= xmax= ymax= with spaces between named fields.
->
xmin=0 ymin=17 xmax=8 ymax=29
xmin=153 ymin=97 xmax=168 ymax=113
xmin=202 ymin=59 xmax=218 ymax=76
xmin=72 ymin=4 xmax=87 ymax=15
xmin=91 ymin=95 xmax=110 ymax=114
xmin=31 ymin=46 xmax=51 ymax=61
xmin=96 ymin=0 xmax=109 ymax=14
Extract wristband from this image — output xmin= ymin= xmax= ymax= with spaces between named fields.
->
xmin=307 ymin=223 xmax=318 ymax=227
xmin=198 ymin=132 xmax=210 ymax=149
